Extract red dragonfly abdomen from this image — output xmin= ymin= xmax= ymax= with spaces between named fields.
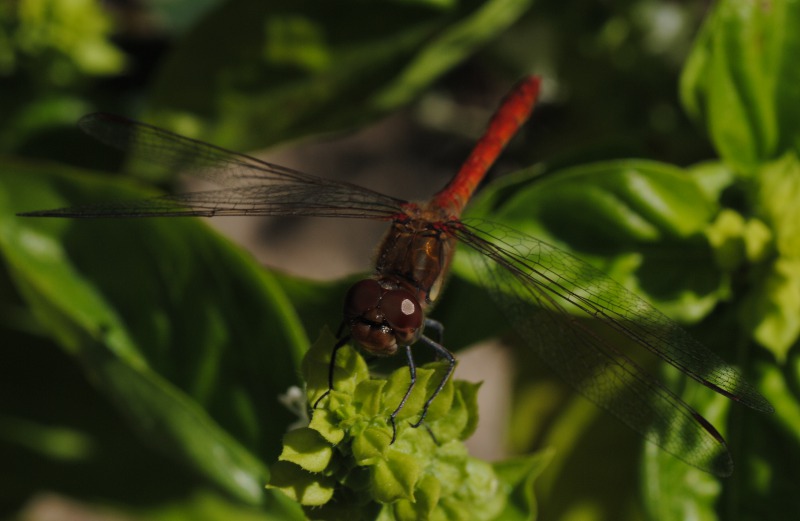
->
xmin=342 ymin=77 xmax=541 ymax=359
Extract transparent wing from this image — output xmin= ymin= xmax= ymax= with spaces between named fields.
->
xmin=454 ymin=219 xmax=773 ymax=476
xmin=20 ymin=113 xmax=406 ymax=219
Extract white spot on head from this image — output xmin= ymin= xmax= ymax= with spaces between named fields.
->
xmin=400 ymin=298 xmax=415 ymax=315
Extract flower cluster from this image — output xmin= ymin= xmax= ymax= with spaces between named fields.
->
xmin=268 ymin=331 xmax=512 ymax=520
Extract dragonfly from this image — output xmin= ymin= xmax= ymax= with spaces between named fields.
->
xmin=20 ymin=76 xmax=773 ymax=477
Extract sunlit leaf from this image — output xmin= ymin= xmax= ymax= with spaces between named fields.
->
xmin=143 ymin=0 xmax=533 ymax=150
xmin=460 ymin=160 xmax=723 ymax=322
xmin=680 ymin=0 xmax=800 ymax=173
xmin=0 ymin=159 xmax=310 ymax=503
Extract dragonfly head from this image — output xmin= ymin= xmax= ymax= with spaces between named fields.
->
xmin=343 ymin=278 xmax=423 ymax=356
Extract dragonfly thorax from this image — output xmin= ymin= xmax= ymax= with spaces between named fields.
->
xmin=343 ymin=279 xmax=424 ymax=356
xmin=374 ymin=217 xmax=457 ymax=307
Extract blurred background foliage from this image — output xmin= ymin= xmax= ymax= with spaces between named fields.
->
xmin=1 ymin=0 xmax=798 ymax=520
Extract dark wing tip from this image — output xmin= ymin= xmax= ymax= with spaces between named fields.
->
xmin=17 ymin=209 xmax=64 ymax=217
xmin=78 ymin=111 xmax=126 ymax=125
xmin=709 ymin=377 xmax=775 ymax=415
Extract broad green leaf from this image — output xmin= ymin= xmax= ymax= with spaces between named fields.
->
xmin=460 ymin=160 xmax=723 ymax=322
xmin=470 ymin=160 xmax=717 ymax=246
xmin=739 ymin=258 xmax=800 ymax=363
xmin=640 ymin=383 xmax=727 ymax=521
xmin=755 ymin=153 xmax=800 ymax=260
xmin=0 ymin=327 xmax=294 ymax=519
xmin=680 ymin=0 xmax=800 ymax=174
xmin=0 ymin=329 xmax=216 ymax=508
xmin=65 ymin=338 xmax=272 ymax=504
xmin=761 ymin=357 xmax=800 ymax=445
xmin=143 ymin=0 xmax=533 ymax=150
xmin=727 ymin=361 xmax=800 ymax=520
xmin=0 ymin=159 xmax=310 ymax=503
xmin=739 ymin=153 xmax=800 ymax=359
xmin=641 ymin=355 xmax=784 ymax=521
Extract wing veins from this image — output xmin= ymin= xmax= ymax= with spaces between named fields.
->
xmin=454 ymin=224 xmax=733 ymax=474
xmin=457 ymin=220 xmax=772 ymax=414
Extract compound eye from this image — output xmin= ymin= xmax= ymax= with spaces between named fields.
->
xmin=381 ymin=289 xmax=422 ymax=331
xmin=344 ymin=279 xmax=383 ymax=320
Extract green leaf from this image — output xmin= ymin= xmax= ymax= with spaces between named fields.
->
xmin=382 ymin=361 xmax=442 ymax=422
xmin=760 ymin=360 xmax=800 ymax=447
xmin=641 ymin=386 xmax=727 ymax=520
xmin=0 ymin=328 xmax=307 ymax=516
xmin=372 ymin=0 xmax=535 ymax=110
xmin=642 ymin=443 xmax=724 ymax=520
xmin=11 ymin=0 xmax=125 ymax=77
xmin=279 ymin=427 xmax=333 ymax=473
xmin=739 ymin=258 xmax=800 ymax=362
xmin=146 ymin=0 xmax=224 ymax=35
xmin=0 ymin=414 xmax=94 ymax=462
xmin=686 ymin=161 xmax=737 ymax=204
xmin=736 ymin=153 xmax=800 ymax=359
xmin=755 ymin=153 xmax=800 ymax=259
xmin=354 ymin=379 xmax=389 ymax=418
xmin=719 ymin=360 xmax=800 ymax=519
xmin=492 ymin=451 xmax=552 ymax=521
xmin=425 ymin=379 xmax=479 ymax=442
xmin=0 ymin=159 xmax=310 ymax=504
xmin=89 ymin=343 xmax=273 ymax=504
xmin=276 ymin=333 xmax=538 ymax=517
xmin=433 ymin=447 xmax=505 ymax=520
xmin=471 ymin=160 xmax=717 ymax=246
xmin=371 ymin=451 xmax=422 ymax=503
xmin=352 ymin=425 xmax=392 ymax=466
xmin=392 ymin=474 xmax=441 ymax=521
xmin=142 ymin=488 xmax=304 ymax=521
xmin=143 ymin=0 xmax=533 ymax=150
xmin=680 ymin=0 xmax=800 ymax=173
xmin=510 ymin=380 xmax=642 ymax=521
xmin=308 ymin=408 xmax=345 ymax=446
xmin=461 ymin=160 xmax=723 ymax=322
xmin=267 ymin=460 xmax=336 ymax=507
xmin=302 ymin=328 xmax=370 ymax=409
xmin=705 ymin=209 xmax=773 ymax=274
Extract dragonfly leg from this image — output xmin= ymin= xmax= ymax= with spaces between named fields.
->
xmin=424 ymin=317 xmax=445 ymax=346
xmin=411 ymin=335 xmax=455 ymax=428
xmin=423 ymin=422 xmax=440 ymax=446
xmin=389 ymin=344 xmax=417 ymax=443
xmin=313 ymin=334 xmax=350 ymax=410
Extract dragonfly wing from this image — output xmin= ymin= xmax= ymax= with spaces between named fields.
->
xmin=20 ymin=113 xmax=406 ymax=219
xmin=20 ymin=184 xmax=406 ymax=219
xmin=458 ymin=219 xmax=773 ymax=413
xmin=455 ymin=219 xmax=772 ymax=475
